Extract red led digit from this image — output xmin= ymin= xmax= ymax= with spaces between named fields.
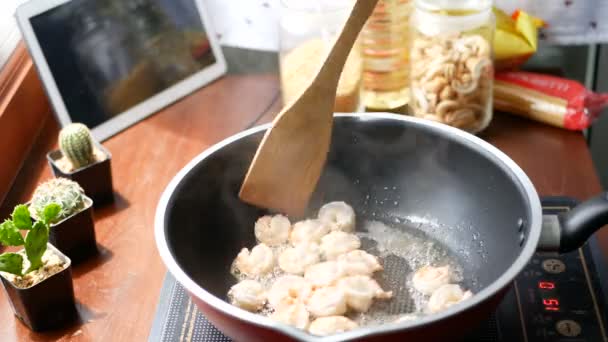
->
xmin=543 ymin=299 xmax=559 ymax=306
xmin=539 ymin=281 xmax=555 ymax=290
xmin=545 ymin=306 xmax=559 ymax=311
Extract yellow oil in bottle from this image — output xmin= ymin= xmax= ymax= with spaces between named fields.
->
xmin=360 ymin=0 xmax=412 ymax=112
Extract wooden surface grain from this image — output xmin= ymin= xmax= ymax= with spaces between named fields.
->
xmin=0 ymin=74 xmax=605 ymax=341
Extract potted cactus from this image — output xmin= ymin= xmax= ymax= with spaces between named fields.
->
xmin=47 ymin=123 xmax=114 ymax=205
xmin=0 ymin=203 xmax=77 ymax=331
xmin=29 ymin=178 xmax=97 ymax=264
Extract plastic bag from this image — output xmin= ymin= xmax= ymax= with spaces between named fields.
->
xmin=494 ymin=71 xmax=608 ymax=130
xmin=493 ymin=8 xmax=545 ymax=70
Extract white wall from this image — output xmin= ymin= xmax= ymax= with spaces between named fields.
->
xmin=0 ymin=0 xmax=28 ymax=69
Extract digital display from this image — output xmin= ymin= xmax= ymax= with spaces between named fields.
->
xmin=538 ymin=281 xmax=555 ymax=290
xmin=29 ymin=0 xmax=216 ymax=129
xmin=538 ymin=281 xmax=560 ymax=312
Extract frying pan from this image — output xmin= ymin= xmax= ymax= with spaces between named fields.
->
xmin=155 ymin=113 xmax=608 ymax=341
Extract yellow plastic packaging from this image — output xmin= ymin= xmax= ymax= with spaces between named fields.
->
xmin=493 ymin=7 xmax=545 ymax=70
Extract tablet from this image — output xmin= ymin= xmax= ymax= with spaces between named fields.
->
xmin=16 ymin=0 xmax=227 ymax=141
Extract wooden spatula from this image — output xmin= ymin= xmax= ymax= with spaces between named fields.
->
xmin=239 ymin=0 xmax=379 ymax=217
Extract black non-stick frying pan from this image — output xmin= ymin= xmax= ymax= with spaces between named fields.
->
xmin=155 ymin=113 xmax=608 ymax=341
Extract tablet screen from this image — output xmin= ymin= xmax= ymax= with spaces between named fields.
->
xmin=30 ymin=0 xmax=216 ymax=128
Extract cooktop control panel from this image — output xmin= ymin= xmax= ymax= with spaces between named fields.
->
xmin=488 ymin=202 xmax=608 ymax=342
xmin=513 ymin=248 xmax=607 ymax=341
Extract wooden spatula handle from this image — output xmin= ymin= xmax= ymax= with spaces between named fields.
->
xmin=312 ymin=0 xmax=380 ymax=93
xmin=239 ymin=0 xmax=380 ymax=217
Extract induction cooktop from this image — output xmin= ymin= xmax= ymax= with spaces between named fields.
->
xmin=149 ymin=197 xmax=608 ymax=342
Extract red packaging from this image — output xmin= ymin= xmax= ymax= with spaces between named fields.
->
xmin=493 ymin=71 xmax=608 ymax=130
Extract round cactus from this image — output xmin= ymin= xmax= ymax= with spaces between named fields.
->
xmin=59 ymin=123 xmax=95 ymax=169
xmin=30 ymin=178 xmax=86 ymax=223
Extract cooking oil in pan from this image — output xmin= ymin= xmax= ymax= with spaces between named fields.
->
xmin=352 ymin=219 xmax=465 ymax=325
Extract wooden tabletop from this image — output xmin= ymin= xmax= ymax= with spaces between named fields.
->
xmin=0 ymin=74 xmax=606 ymax=341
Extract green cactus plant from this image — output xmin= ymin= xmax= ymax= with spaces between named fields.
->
xmin=0 ymin=203 xmax=61 ymax=276
xmin=59 ymin=123 xmax=95 ymax=169
xmin=29 ymin=178 xmax=86 ymax=224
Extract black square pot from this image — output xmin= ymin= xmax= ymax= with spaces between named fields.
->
xmin=47 ymin=143 xmax=114 ymax=206
xmin=46 ymin=195 xmax=98 ymax=264
xmin=0 ymin=244 xmax=77 ymax=332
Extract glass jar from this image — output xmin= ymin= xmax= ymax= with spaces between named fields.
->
xmin=361 ymin=0 xmax=413 ymax=112
xmin=279 ymin=0 xmax=364 ymax=112
xmin=409 ymin=0 xmax=494 ymax=133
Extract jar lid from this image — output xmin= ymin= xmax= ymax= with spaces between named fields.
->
xmin=412 ymin=0 xmax=493 ymax=36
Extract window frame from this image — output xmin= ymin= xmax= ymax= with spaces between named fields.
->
xmin=0 ymin=42 xmax=50 ymax=206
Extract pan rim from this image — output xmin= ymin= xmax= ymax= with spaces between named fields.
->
xmin=154 ymin=112 xmax=543 ymax=341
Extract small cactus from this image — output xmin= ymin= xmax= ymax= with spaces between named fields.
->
xmin=30 ymin=178 xmax=86 ymax=223
xmin=59 ymin=123 xmax=95 ymax=169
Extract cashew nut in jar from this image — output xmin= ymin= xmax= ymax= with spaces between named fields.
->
xmin=409 ymin=32 xmax=493 ymax=133
xmin=445 ymin=108 xmax=477 ymax=130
